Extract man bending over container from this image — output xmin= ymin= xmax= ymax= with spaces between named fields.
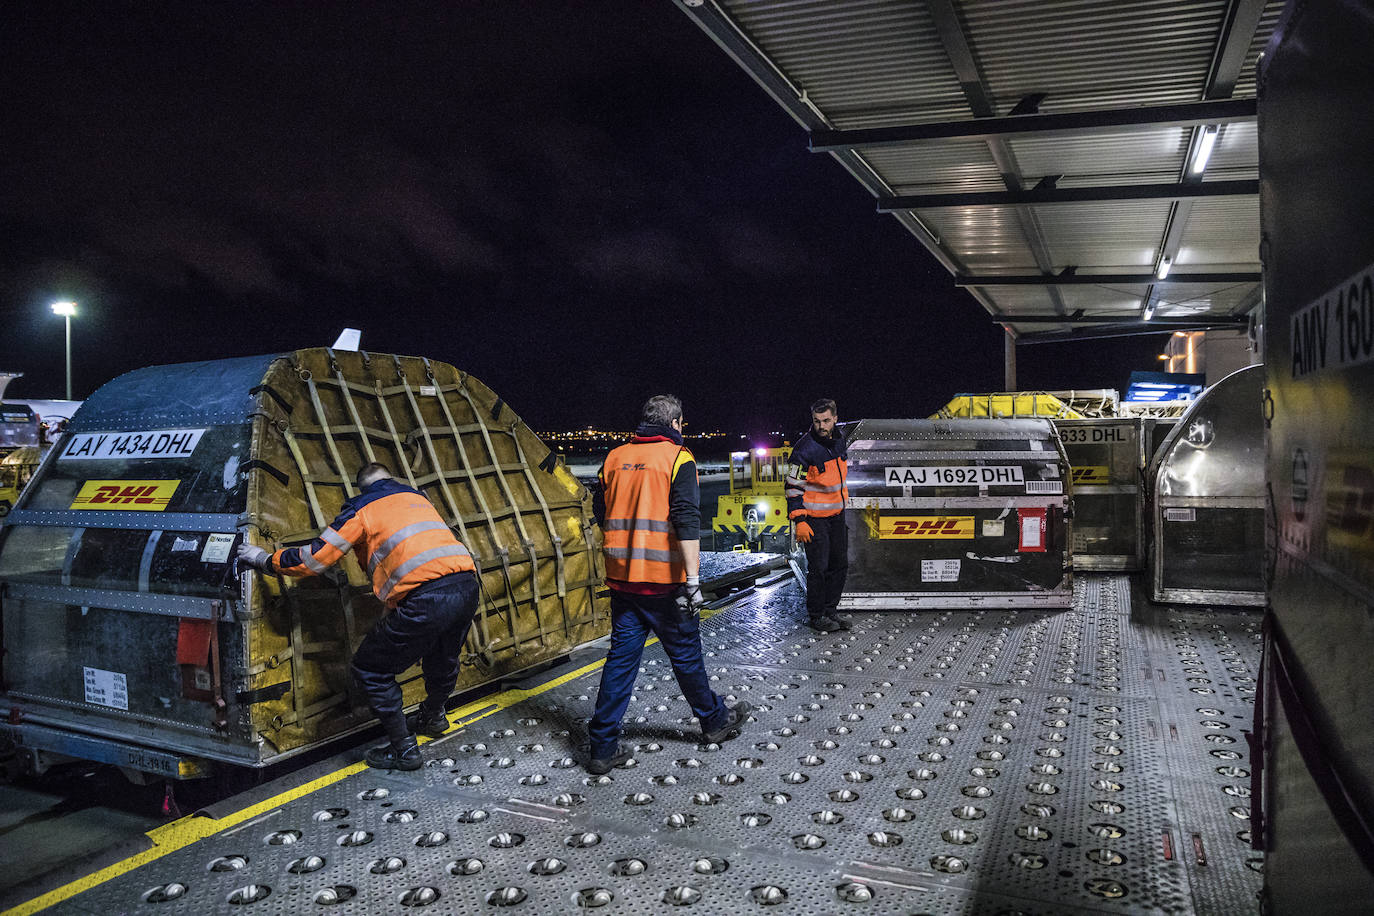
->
xmin=237 ymin=462 xmax=479 ymax=771
xmin=585 ymin=394 xmax=749 ymax=774
xmin=786 ymin=398 xmax=851 ymax=633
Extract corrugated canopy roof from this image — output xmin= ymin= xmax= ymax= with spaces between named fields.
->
xmin=674 ymin=0 xmax=1281 ymax=342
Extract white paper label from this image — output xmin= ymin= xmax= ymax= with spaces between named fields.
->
xmin=171 ymin=536 xmax=199 ymax=552
xmin=201 ymin=533 xmax=236 ymax=563
xmin=61 ymin=428 xmax=207 ymax=461
xmin=1021 ymin=517 xmax=1043 ymax=549
xmin=885 ymin=466 xmax=1025 ymax=487
xmin=419 ymin=385 xmax=438 ymax=396
xmin=921 ymin=559 xmax=961 ymax=582
xmin=982 ymin=519 xmax=1005 ymax=537
xmin=1165 ymin=507 xmax=1196 ymax=522
xmin=1024 ymin=480 xmax=1064 ymax=494
xmin=83 ymin=666 xmax=128 ymax=710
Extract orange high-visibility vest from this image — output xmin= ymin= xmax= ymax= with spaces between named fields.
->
xmin=273 ymin=482 xmax=474 ymax=608
xmin=601 ymin=439 xmax=690 ymax=584
xmin=785 ymin=436 xmax=848 ymax=520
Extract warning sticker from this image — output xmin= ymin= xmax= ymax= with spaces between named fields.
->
xmin=70 ymin=480 xmax=179 ymax=511
xmin=201 ymin=533 xmax=236 ymax=564
xmin=83 ymin=666 xmax=128 ymax=710
xmin=879 ymin=516 xmax=975 ymax=539
xmin=1071 ymin=466 xmax=1111 ymax=485
xmin=921 ymin=559 xmax=960 ymax=582
xmin=61 ymin=428 xmax=206 ymax=461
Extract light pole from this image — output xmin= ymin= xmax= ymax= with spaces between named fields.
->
xmin=51 ymin=301 xmax=76 ymax=400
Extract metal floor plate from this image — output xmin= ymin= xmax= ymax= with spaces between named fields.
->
xmin=41 ymin=574 xmax=1263 ymax=915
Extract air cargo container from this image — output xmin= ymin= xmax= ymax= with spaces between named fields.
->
xmin=839 ymin=418 xmax=1072 ymax=609
xmin=0 ymin=349 xmax=608 ymax=777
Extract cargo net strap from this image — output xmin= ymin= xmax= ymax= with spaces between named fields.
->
xmin=283 ymin=354 xmax=597 ymax=657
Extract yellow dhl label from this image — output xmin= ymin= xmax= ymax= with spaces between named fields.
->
xmin=71 ymin=480 xmax=180 ymax=511
xmin=1071 ymin=466 xmax=1111 ymax=485
xmin=879 ymin=516 xmax=975 ymax=539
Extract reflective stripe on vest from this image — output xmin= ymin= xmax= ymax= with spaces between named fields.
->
xmin=802 ymin=456 xmax=848 ymax=517
xmin=601 ymin=439 xmax=688 ymax=584
xmin=377 ymin=543 xmax=473 ymax=603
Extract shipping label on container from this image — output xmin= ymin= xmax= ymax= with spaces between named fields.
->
xmin=879 ymin=516 xmax=975 ymax=539
xmin=1071 ymin=466 xmax=1111 ymax=485
xmin=1164 ymin=507 xmax=1196 ymax=522
xmin=1291 ymin=260 xmax=1374 ymax=379
xmin=70 ymin=479 xmax=180 ymax=511
xmin=885 ymin=466 xmax=1024 ymax=487
xmin=921 ymin=559 xmax=960 ymax=582
xmin=61 ymin=428 xmax=207 ymax=461
xmin=1060 ymin=425 xmax=1130 ymax=443
xmin=1024 ymin=480 xmax=1064 ymax=494
xmin=201 ymin=533 xmax=236 ymax=563
xmin=83 ymin=666 xmax=128 ymax=710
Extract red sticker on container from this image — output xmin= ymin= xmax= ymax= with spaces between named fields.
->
xmin=1018 ymin=508 xmax=1047 ymax=552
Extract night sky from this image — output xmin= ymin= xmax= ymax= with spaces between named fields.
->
xmin=1 ymin=1 xmax=1166 ymax=435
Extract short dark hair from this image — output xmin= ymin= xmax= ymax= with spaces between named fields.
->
xmin=356 ymin=462 xmax=392 ymax=488
xmin=641 ymin=394 xmax=683 ymax=427
xmin=811 ymin=398 xmax=837 ymax=416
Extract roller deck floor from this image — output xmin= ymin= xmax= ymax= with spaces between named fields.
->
xmin=8 ymin=573 xmax=1263 ymax=915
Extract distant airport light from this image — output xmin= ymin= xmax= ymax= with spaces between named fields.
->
xmin=51 ymin=301 xmax=77 ymax=400
xmin=754 ymin=447 xmax=767 ymax=457
xmin=1156 ymin=257 xmax=1172 ymax=280
xmin=1190 ymin=126 xmax=1219 ymax=175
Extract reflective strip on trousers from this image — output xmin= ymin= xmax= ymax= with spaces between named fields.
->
xmin=377 ymin=544 xmax=473 ymax=602
xmin=367 ymin=520 xmax=454 ymax=576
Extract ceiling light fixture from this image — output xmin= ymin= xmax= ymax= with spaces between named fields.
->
xmin=1190 ymin=126 xmax=1219 ymax=175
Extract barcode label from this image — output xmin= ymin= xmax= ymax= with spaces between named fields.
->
xmin=1165 ymin=507 xmax=1196 ymax=522
xmin=1025 ymin=480 xmax=1063 ymax=494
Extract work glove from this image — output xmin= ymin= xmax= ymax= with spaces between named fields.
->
xmin=794 ymin=520 xmax=814 ymax=544
xmin=236 ymin=544 xmax=271 ymax=571
xmin=676 ymin=576 xmax=704 ymax=620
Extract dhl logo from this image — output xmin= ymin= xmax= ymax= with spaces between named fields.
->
xmin=879 ymin=516 xmax=974 ymax=539
xmin=71 ymin=479 xmax=180 ymax=511
xmin=1071 ymin=466 xmax=1110 ymax=485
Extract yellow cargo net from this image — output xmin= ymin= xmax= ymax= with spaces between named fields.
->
xmin=931 ymin=392 xmax=1083 ymax=420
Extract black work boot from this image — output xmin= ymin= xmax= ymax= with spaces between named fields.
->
xmin=808 ymin=615 xmax=841 ymax=633
xmin=406 ymin=703 xmax=449 ymax=738
xmin=365 ymin=734 xmax=422 ymax=771
xmin=586 ymin=744 xmax=633 ymax=775
xmin=702 ymin=700 xmax=751 ymax=744
xmin=827 ymin=613 xmax=852 ymax=631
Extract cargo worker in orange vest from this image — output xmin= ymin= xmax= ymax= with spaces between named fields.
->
xmin=237 ymin=462 xmax=479 ymax=771
xmin=585 ymin=394 xmax=749 ymax=774
xmin=785 ymin=397 xmax=852 ymax=633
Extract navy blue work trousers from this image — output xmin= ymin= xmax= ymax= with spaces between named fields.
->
xmin=803 ymin=513 xmax=849 ymax=618
xmin=586 ymin=588 xmax=729 ymax=759
xmin=351 ymin=571 xmax=480 ymax=745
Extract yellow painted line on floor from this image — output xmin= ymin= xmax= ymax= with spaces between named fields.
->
xmin=5 ymin=599 xmax=745 ymax=915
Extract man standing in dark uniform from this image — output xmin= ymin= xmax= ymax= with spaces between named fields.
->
xmin=785 ymin=398 xmax=851 ymax=633
xmin=584 ymin=394 xmax=749 ymax=774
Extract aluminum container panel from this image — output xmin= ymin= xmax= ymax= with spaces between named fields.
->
xmin=1258 ymin=0 xmax=1374 ymax=901
xmin=1054 ymin=419 xmax=1145 ymax=570
xmin=1149 ymin=365 xmax=1264 ymax=604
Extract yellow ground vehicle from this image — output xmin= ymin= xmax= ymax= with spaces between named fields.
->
xmin=712 ymin=446 xmax=791 ymax=552
xmin=0 ymin=446 xmax=40 ymax=517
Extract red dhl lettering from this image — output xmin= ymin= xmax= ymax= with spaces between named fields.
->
xmin=70 ymin=479 xmax=180 ymax=511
